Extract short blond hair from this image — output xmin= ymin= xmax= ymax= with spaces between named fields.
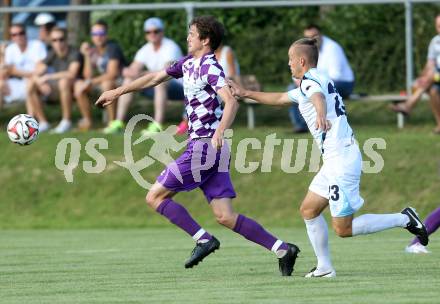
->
xmin=291 ymin=38 xmax=319 ymax=66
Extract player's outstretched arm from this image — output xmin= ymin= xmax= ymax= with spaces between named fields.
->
xmin=95 ymin=70 xmax=172 ymax=107
xmin=310 ymin=92 xmax=331 ymax=132
xmin=228 ymin=79 xmax=291 ymax=106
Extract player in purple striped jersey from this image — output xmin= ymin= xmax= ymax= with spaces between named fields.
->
xmin=96 ymin=16 xmax=299 ymax=275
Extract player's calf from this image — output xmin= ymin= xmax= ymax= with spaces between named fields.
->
xmin=332 ymin=225 xmax=352 ymax=238
xmin=332 ymin=216 xmax=353 ymax=238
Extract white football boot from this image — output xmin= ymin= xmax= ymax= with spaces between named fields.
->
xmin=405 ymin=243 xmax=430 ymax=254
xmin=305 ymin=267 xmax=336 ymax=278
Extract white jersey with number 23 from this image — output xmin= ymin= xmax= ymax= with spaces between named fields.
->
xmin=287 ymin=68 xmax=354 ymax=161
xmin=288 ymin=68 xmax=364 ymax=217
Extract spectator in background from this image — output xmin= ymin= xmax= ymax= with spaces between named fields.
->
xmin=215 ymin=42 xmax=240 ymax=81
xmin=0 ymin=41 xmax=8 ymax=109
xmin=289 ymin=24 xmax=354 ymax=133
xmin=34 ymin=13 xmax=57 ymax=48
xmin=177 ymin=42 xmax=241 ymax=135
xmin=26 ymin=27 xmax=83 ymax=133
xmin=108 ymin=17 xmax=183 ymax=134
xmin=390 ymin=14 xmax=440 ymax=134
xmin=74 ymin=20 xmax=126 ymax=131
xmin=0 ymin=24 xmax=47 ymax=119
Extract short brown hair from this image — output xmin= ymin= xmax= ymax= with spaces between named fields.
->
xmin=190 ymin=15 xmax=224 ymax=51
xmin=10 ymin=23 xmax=26 ymax=32
xmin=94 ymin=19 xmax=108 ymax=30
xmin=292 ymin=38 xmax=319 ymax=66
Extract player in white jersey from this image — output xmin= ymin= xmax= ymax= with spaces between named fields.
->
xmin=229 ymin=37 xmax=429 ymax=277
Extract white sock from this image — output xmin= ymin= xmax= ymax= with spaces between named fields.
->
xmin=352 ymin=213 xmax=409 ymax=236
xmin=271 ymin=240 xmax=287 ymax=258
xmin=192 ymin=228 xmax=208 ymax=243
xmin=304 ymin=215 xmax=333 ymax=272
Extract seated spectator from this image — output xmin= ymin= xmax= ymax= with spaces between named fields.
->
xmin=390 ymin=14 xmax=440 ymax=134
xmin=34 ymin=13 xmax=57 ymax=49
xmin=0 ymin=41 xmax=8 ymax=109
xmin=108 ymin=17 xmax=183 ymax=134
xmin=74 ymin=20 xmax=126 ymax=131
xmin=177 ymin=42 xmax=241 ymax=135
xmin=289 ymin=24 xmax=354 ymax=133
xmin=214 ymin=42 xmax=240 ymax=82
xmin=0 ymin=24 xmax=47 ymax=118
xmin=26 ymin=27 xmax=84 ymax=133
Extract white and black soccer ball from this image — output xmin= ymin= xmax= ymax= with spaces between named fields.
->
xmin=7 ymin=114 xmax=39 ymax=145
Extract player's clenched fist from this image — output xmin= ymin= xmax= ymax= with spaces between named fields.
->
xmin=211 ymin=129 xmax=224 ymax=149
xmin=315 ymin=115 xmax=331 ymax=132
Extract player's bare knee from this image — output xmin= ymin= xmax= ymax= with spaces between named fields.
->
xmin=300 ymin=204 xmax=319 ymax=220
xmin=145 ymin=190 xmax=161 ymax=209
xmin=215 ymin=213 xmax=235 ymax=228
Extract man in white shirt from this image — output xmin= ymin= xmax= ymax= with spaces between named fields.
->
xmin=390 ymin=14 xmax=440 ymax=134
xmin=305 ymin=24 xmax=354 ymax=96
xmin=0 ymin=41 xmax=7 ymax=109
xmin=0 ymin=24 xmax=47 ymax=121
xmin=289 ymin=24 xmax=354 ymax=133
xmin=106 ymin=17 xmax=184 ymax=134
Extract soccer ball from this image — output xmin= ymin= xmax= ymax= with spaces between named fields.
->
xmin=7 ymin=114 xmax=39 ymax=145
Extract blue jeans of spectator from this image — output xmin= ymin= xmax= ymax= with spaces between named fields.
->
xmin=288 ymin=80 xmax=354 ymax=130
xmin=141 ymin=79 xmax=184 ymax=100
xmin=334 ymin=80 xmax=354 ymax=100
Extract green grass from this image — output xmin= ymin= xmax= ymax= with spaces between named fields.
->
xmin=0 ymin=228 xmax=439 ymax=304
xmin=1 ymin=100 xmax=439 ymax=302
xmin=1 ymin=100 xmax=440 ymax=228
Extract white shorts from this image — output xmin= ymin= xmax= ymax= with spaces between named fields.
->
xmin=309 ymin=143 xmax=364 ymax=217
xmin=3 ymin=78 xmax=26 ymax=104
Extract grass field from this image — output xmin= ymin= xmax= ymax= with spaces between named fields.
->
xmin=1 ymin=100 xmax=439 ymax=228
xmin=1 ymin=99 xmax=439 ymax=303
xmin=1 ymin=228 xmax=439 ymax=304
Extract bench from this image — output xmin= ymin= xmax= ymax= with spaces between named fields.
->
xmin=350 ymin=93 xmax=431 ymax=128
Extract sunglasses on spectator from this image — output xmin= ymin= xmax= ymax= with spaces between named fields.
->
xmin=91 ymin=31 xmax=107 ymax=37
xmin=10 ymin=31 xmax=25 ymax=37
xmin=145 ymin=29 xmax=162 ymax=35
xmin=51 ymin=37 xmax=65 ymax=43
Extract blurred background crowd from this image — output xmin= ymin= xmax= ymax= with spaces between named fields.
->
xmin=1 ymin=1 xmax=440 ymax=135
